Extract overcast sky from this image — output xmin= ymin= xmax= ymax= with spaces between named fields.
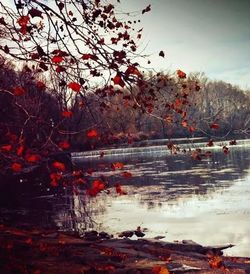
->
xmin=120 ymin=0 xmax=250 ymax=90
xmin=4 ymin=0 xmax=250 ymax=89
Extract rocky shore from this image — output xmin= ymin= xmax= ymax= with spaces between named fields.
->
xmin=1 ymin=224 xmax=250 ymax=273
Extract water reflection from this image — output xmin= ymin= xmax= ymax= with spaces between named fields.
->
xmin=0 ymin=145 xmax=250 ymax=256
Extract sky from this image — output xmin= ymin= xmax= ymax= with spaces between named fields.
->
xmin=3 ymin=0 xmax=250 ymax=90
xmin=119 ymin=0 xmax=250 ymax=90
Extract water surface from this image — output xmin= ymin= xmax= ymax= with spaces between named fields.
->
xmin=1 ymin=144 xmax=250 ymax=257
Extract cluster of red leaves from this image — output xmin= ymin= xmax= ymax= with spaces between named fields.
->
xmin=68 ymin=82 xmax=81 ymax=92
xmin=115 ymin=183 xmax=127 ymax=195
xmin=87 ymin=129 xmax=98 ymax=138
xmin=208 ymin=255 xmax=228 ymax=271
xmin=210 ymin=123 xmax=220 ymax=129
xmin=62 ymin=110 xmax=73 ymax=118
xmin=87 ymin=179 xmax=105 ymax=196
xmin=17 ymin=15 xmax=29 ymax=35
xmin=191 ymin=149 xmax=212 ymax=161
xmin=52 ymin=161 xmax=65 ymax=171
xmin=12 ymin=86 xmax=26 ymax=96
xmin=111 ymin=162 xmax=124 ymax=170
xmin=58 ymin=140 xmax=70 ymax=150
xmin=152 ymin=265 xmax=169 ymax=274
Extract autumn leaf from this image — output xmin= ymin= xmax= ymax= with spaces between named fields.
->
xmin=115 ymin=183 xmax=127 ymax=195
xmin=55 ymin=66 xmax=66 ymax=73
xmin=13 ymin=86 xmax=26 ymax=96
xmin=189 ymin=126 xmax=196 ymax=132
xmin=68 ymin=82 xmax=81 ymax=92
xmin=206 ymin=140 xmax=214 ymax=147
xmin=159 ymin=50 xmax=165 ymax=58
xmin=92 ymin=179 xmax=105 ymax=191
xmin=11 ymin=163 xmax=22 ymax=172
xmin=152 ymin=266 xmax=169 ymax=274
xmin=81 ymin=54 xmax=97 ymax=60
xmin=142 ymin=4 xmax=151 ymax=14
xmin=229 ymin=140 xmax=237 ymax=145
xmin=112 ymin=162 xmax=124 ymax=170
xmin=210 ymin=123 xmax=219 ymax=129
xmin=16 ymin=145 xmax=25 ymax=156
xmin=113 ymin=74 xmax=125 ymax=87
xmin=0 ymin=17 xmax=6 ymax=26
xmin=177 ymin=69 xmax=186 ymax=79
xmin=1 ymin=144 xmax=12 ymax=152
xmin=36 ymin=81 xmax=46 ymax=90
xmin=52 ymin=161 xmax=65 ymax=171
xmin=28 ymin=8 xmax=43 ymax=18
xmin=17 ymin=16 xmax=29 ymax=27
xmin=121 ymin=171 xmax=132 ymax=178
xmin=62 ymin=110 xmax=73 ymax=118
xmin=87 ymin=129 xmax=98 ymax=138
xmin=26 ymin=154 xmax=40 ymax=163
xmin=181 ymin=120 xmax=188 ymax=127
xmin=58 ymin=140 xmax=70 ymax=149
xmin=125 ymin=65 xmax=142 ymax=77
xmin=52 ymin=56 xmax=63 ymax=63
xmin=223 ymin=146 xmax=229 ymax=154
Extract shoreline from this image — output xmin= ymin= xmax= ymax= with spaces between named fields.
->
xmin=1 ymin=224 xmax=250 ymax=273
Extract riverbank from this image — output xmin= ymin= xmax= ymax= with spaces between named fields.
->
xmin=1 ymin=224 xmax=250 ymax=273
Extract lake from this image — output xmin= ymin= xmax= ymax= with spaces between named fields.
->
xmin=1 ymin=141 xmax=250 ymax=257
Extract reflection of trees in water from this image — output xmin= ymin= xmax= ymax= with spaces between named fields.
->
xmin=54 ymin=189 xmax=108 ymax=234
xmin=54 ymin=147 xmax=250 ymax=231
xmin=128 ymin=147 xmax=250 ymax=209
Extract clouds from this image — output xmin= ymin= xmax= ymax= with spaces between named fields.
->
xmin=120 ymin=0 xmax=250 ymax=89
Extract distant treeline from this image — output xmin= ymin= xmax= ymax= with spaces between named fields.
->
xmin=0 ymin=58 xmax=249 ymax=153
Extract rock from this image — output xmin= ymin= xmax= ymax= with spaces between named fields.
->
xmin=154 ymin=236 xmax=165 ymax=240
xmin=99 ymin=231 xmax=111 ymax=239
xmin=134 ymin=230 xmax=145 ymax=237
xmin=118 ymin=230 xmax=134 ymax=238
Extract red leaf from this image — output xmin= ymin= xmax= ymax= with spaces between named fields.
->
xmin=17 ymin=16 xmax=29 ymax=27
xmin=125 ymin=65 xmax=142 ymax=77
xmin=210 ymin=123 xmax=219 ymax=129
xmin=68 ymin=82 xmax=81 ymax=92
xmin=92 ymin=179 xmax=105 ymax=191
xmin=189 ymin=126 xmax=196 ymax=133
xmin=206 ymin=140 xmax=214 ymax=147
xmin=13 ymin=86 xmax=26 ymax=96
xmin=50 ymin=172 xmax=63 ymax=181
xmin=81 ymin=54 xmax=97 ymax=60
xmin=50 ymin=180 xmax=59 ymax=187
xmin=11 ymin=163 xmax=22 ymax=172
xmin=58 ymin=140 xmax=70 ymax=149
xmin=142 ymin=5 xmax=151 ymax=14
xmin=36 ymin=81 xmax=46 ymax=90
xmin=229 ymin=140 xmax=237 ymax=145
xmin=28 ymin=8 xmax=43 ymax=18
xmin=26 ymin=154 xmax=40 ymax=163
xmin=52 ymin=56 xmax=63 ymax=63
xmin=121 ymin=171 xmax=132 ymax=178
xmin=113 ymin=74 xmax=125 ymax=87
xmin=87 ymin=129 xmax=98 ymax=138
xmin=62 ymin=110 xmax=73 ymax=118
xmin=181 ymin=120 xmax=188 ymax=128
xmin=112 ymin=162 xmax=124 ymax=170
xmin=115 ymin=183 xmax=127 ymax=195
xmin=52 ymin=161 xmax=65 ymax=171
xmin=223 ymin=146 xmax=229 ymax=155
xmin=1 ymin=144 xmax=12 ymax=152
xmin=159 ymin=50 xmax=165 ymax=58
xmin=177 ymin=69 xmax=186 ymax=79
xmin=16 ymin=145 xmax=25 ymax=156
xmin=56 ymin=66 xmax=66 ymax=73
